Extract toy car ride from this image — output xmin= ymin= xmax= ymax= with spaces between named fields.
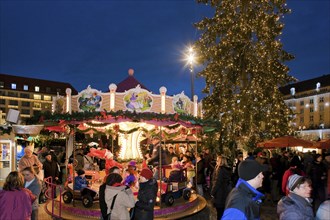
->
xmin=157 ymin=165 xmax=192 ymax=206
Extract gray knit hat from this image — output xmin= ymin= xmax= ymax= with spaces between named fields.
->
xmin=288 ymin=174 xmax=303 ymax=191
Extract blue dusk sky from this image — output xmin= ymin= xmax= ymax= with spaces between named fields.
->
xmin=0 ymin=0 xmax=329 ymax=99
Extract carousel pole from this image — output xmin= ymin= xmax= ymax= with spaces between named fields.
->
xmin=159 ymin=127 xmax=162 ymax=208
xmin=195 ymin=126 xmax=198 ymax=191
xmin=72 ymin=126 xmax=76 ymax=207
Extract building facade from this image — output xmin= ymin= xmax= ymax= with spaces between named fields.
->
xmin=0 ymin=73 xmax=78 ymax=123
xmin=279 ymin=74 xmax=330 ymax=140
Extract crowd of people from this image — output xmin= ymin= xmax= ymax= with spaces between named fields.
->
xmin=0 ymin=138 xmax=329 ymax=220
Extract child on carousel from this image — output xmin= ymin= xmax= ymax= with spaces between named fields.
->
xmin=123 ymin=160 xmax=138 ymax=190
xmin=74 ymin=169 xmax=88 ymax=190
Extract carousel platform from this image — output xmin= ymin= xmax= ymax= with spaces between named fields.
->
xmin=44 ymin=193 xmax=207 ymax=220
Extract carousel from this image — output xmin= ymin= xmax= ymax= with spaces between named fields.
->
xmin=31 ymin=70 xmax=216 ymax=219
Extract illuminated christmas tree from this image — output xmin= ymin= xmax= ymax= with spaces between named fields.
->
xmin=194 ymin=0 xmax=295 ymax=151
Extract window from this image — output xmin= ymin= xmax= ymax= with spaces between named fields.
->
xmin=35 ymin=86 xmax=40 ymax=92
xmin=33 ymin=94 xmax=41 ymax=100
xmin=33 ymin=102 xmax=41 ymax=108
xmin=21 ymin=109 xmax=30 ymax=115
xmin=300 ymin=117 xmax=304 ymax=123
xmin=300 ymin=100 xmax=304 ymax=106
xmin=309 ymin=99 xmax=314 ymax=104
xmin=319 ymin=97 xmax=324 ymax=103
xmin=23 ymin=85 xmax=29 ymax=91
xmin=7 ymin=92 xmax=18 ymax=97
xmin=9 ymin=100 xmax=18 ymax=106
xmin=20 ymin=93 xmax=30 ymax=98
xmin=300 ymin=109 xmax=304 ymax=114
xmin=309 ymin=115 xmax=314 ymax=122
xmin=310 ymin=108 xmax=314 ymax=113
xmin=0 ymin=90 xmax=5 ymax=96
xmin=21 ymin=101 xmax=30 ymax=107
xmin=46 ymin=87 xmax=51 ymax=93
xmin=56 ymin=88 xmax=61 ymax=93
xmin=44 ymin=95 xmax=52 ymax=101
xmin=11 ymin=83 xmax=17 ymax=89
xmin=0 ymin=81 xmax=4 ymax=88
xmin=44 ymin=103 xmax=51 ymax=110
xmin=0 ymin=99 xmax=5 ymax=105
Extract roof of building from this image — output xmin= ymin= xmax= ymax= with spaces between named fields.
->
xmin=0 ymin=73 xmax=78 ymax=95
xmin=279 ymin=74 xmax=330 ymax=96
xmin=115 ymin=69 xmax=150 ymax=92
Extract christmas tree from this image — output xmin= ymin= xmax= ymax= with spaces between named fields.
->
xmin=194 ymin=0 xmax=295 ymax=151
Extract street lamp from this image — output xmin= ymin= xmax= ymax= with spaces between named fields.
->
xmin=186 ymin=46 xmax=195 ymax=101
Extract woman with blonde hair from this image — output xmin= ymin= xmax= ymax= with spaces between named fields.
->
xmin=0 ymin=171 xmax=36 ymax=220
xmin=211 ymin=154 xmax=232 ymax=219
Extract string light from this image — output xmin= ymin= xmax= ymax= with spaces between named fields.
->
xmin=194 ymin=0 xmax=295 ymax=150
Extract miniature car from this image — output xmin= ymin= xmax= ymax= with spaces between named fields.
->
xmin=62 ymin=182 xmax=99 ymax=208
xmin=157 ymin=165 xmax=192 ymax=206
xmin=62 ymin=167 xmax=103 ymax=208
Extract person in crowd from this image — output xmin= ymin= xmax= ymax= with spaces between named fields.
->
xmin=315 ymin=199 xmax=330 ymax=220
xmin=307 ymin=153 xmax=327 ymax=212
xmin=246 ymin=151 xmax=255 ymax=160
xmin=222 ymin=159 xmax=268 ymax=220
xmin=181 ymin=155 xmax=195 ymax=186
xmin=269 ymin=153 xmax=281 ymax=203
xmin=277 ymin=174 xmax=314 ymax=219
xmin=74 ymin=169 xmax=88 ymax=190
xmin=195 ymin=152 xmax=205 ymax=197
xmin=211 ymin=154 xmax=232 ymax=219
xmin=168 ymin=146 xmax=178 ymax=159
xmin=124 ymin=160 xmax=138 ymax=189
xmin=22 ymin=167 xmax=41 ymax=220
xmin=18 ymin=145 xmax=43 ymax=172
xmin=168 ymin=162 xmax=185 ymax=182
xmin=43 ymin=151 xmax=60 ymax=198
xmin=0 ymin=171 xmax=36 ymax=220
xmin=178 ymin=152 xmax=184 ymax=162
xmin=43 ymin=151 xmax=60 ymax=183
xmin=203 ymin=148 xmax=213 ymax=190
xmin=83 ymin=148 xmax=95 ymax=170
xmin=324 ymin=153 xmax=330 ymax=198
xmin=133 ymin=168 xmax=158 ymax=220
xmin=99 ymin=173 xmax=135 ymax=220
xmin=147 ymin=136 xmax=171 ymax=179
xmin=75 ymin=148 xmax=85 ymax=171
xmin=282 ymin=155 xmax=305 ymax=195
xmin=232 ymin=153 xmax=243 ymax=186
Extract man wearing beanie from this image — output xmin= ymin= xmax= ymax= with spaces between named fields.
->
xmin=277 ymin=174 xmax=314 ymax=220
xmin=133 ymin=168 xmax=158 ymax=220
xmin=222 ymin=159 xmax=268 ymax=220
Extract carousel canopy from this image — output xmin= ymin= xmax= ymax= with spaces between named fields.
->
xmin=27 ymin=110 xmax=219 ymax=137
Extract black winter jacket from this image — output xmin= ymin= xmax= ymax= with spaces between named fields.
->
xmin=134 ymin=178 xmax=158 ymax=220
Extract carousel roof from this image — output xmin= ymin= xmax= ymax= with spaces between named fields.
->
xmin=115 ymin=69 xmax=150 ymax=92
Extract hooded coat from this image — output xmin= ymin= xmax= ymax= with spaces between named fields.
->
xmin=104 ymin=185 xmax=135 ymax=220
xmin=277 ymin=192 xmax=314 ymax=220
xmin=134 ymin=178 xmax=158 ymax=220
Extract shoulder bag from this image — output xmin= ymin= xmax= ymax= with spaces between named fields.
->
xmin=107 ymin=194 xmax=118 ymax=220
